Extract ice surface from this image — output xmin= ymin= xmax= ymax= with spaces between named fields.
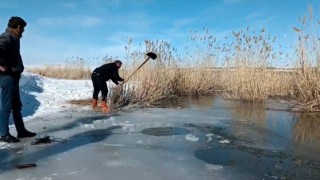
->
xmin=0 ymin=72 xmax=319 ymax=180
xmin=205 ymin=164 xmax=223 ymax=171
xmin=0 ymin=73 xmax=230 ymax=179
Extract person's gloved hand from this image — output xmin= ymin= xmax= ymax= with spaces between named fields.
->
xmin=116 ymin=83 xmax=123 ymax=90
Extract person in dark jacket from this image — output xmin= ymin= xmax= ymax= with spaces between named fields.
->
xmin=0 ymin=16 xmax=36 ymax=143
xmin=91 ymin=60 xmax=124 ymax=112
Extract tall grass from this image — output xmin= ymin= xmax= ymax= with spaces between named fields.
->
xmin=291 ymin=6 xmax=320 ymax=111
xmin=27 ymin=57 xmax=91 ymax=79
xmin=122 ymin=40 xmax=180 ymax=104
xmin=30 ymin=6 xmax=320 ymax=111
xmin=177 ymin=29 xmax=221 ymax=95
xmin=220 ymin=28 xmax=286 ymax=101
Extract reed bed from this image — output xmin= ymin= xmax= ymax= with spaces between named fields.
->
xmin=29 ymin=6 xmax=320 ymax=111
xmin=27 ymin=57 xmax=91 ymax=79
xmin=290 ymin=6 xmax=320 ymax=111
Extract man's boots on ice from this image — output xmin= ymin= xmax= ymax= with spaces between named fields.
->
xmin=92 ymin=99 xmax=98 ymax=109
xmin=101 ymin=101 xmax=110 ymax=113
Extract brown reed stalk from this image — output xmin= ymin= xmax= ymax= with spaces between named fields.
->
xmin=291 ymin=5 xmax=320 ymax=111
xmin=27 ymin=57 xmax=91 ymax=79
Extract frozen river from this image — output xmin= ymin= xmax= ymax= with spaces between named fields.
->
xmin=0 ymin=96 xmax=320 ymax=180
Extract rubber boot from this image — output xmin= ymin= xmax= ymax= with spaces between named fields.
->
xmin=101 ymin=101 xmax=110 ymax=113
xmin=92 ymin=99 xmax=98 ymax=109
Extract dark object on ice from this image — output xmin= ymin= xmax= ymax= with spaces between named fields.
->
xmin=141 ymin=127 xmax=190 ymax=136
xmin=31 ymin=135 xmax=68 ymax=145
xmin=31 ymin=135 xmax=52 ymax=145
xmin=0 ymin=134 xmax=20 ymax=143
xmin=16 ymin=163 xmax=37 ymax=169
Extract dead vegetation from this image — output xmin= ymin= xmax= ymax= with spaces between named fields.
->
xmin=30 ymin=6 xmax=320 ymax=111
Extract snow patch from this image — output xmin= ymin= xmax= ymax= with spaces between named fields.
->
xmin=0 ymin=142 xmax=12 ymax=149
xmin=81 ymin=124 xmax=95 ymax=128
xmin=21 ymin=72 xmax=93 ymax=120
xmin=185 ymin=134 xmax=199 ymax=142
xmin=218 ymin=139 xmax=230 ymax=144
xmin=205 ymin=133 xmax=214 ymax=142
xmin=93 ymin=120 xmax=108 ymax=124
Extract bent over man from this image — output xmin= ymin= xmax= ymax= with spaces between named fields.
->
xmin=0 ymin=16 xmax=36 ymax=143
xmin=91 ymin=60 xmax=124 ymax=112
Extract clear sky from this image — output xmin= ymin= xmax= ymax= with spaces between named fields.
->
xmin=0 ymin=0 xmax=319 ymax=65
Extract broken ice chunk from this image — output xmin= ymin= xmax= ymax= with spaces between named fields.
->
xmin=218 ymin=139 xmax=230 ymax=144
xmin=185 ymin=134 xmax=199 ymax=142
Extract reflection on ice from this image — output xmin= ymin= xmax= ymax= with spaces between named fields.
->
xmin=293 ymin=113 xmax=320 ymax=144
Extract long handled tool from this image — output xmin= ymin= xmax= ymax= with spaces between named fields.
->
xmin=121 ymin=52 xmax=157 ymax=85
xmin=112 ymin=52 xmax=157 ymax=107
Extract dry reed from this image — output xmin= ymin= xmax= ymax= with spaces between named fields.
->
xmin=291 ymin=5 xmax=320 ymax=111
xmin=27 ymin=57 xmax=91 ymax=79
xmin=31 ymin=6 xmax=320 ymax=111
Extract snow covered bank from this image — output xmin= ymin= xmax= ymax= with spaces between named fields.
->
xmin=19 ymin=72 xmax=93 ymax=120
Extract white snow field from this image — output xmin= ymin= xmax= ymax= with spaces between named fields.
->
xmin=19 ymin=72 xmax=92 ymax=119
